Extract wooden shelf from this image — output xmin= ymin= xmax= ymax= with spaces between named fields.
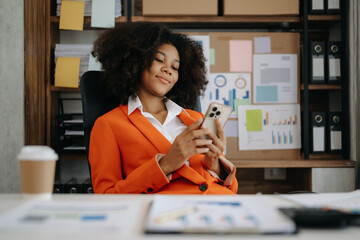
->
xmin=132 ymin=15 xmax=300 ymax=23
xmin=301 ymin=84 xmax=342 ymax=90
xmin=50 ymin=16 xmax=128 ymax=23
xmin=230 ymin=159 xmax=356 ymax=168
xmin=51 ymin=86 xmax=80 ymax=92
xmin=308 ymin=14 xmax=341 ymax=21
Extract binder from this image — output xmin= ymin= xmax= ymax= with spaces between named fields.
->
xmin=328 ymin=112 xmax=342 ymax=153
xmin=82 ymin=178 xmax=93 ymax=194
xmin=310 ymin=41 xmax=326 ymax=84
xmin=326 ymin=0 xmax=340 ymax=14
xmin=310 ymin=112 xmax=327 ymax=153
xmin=327 ymin=41 xmax=341 ymax=84
xmin=309 ymin=0 xmax=325 ymax=14
xmin=64 ymin=178 xmax=83 ymax=194
xmin=53 ymin=179 xmax=64 ymax=193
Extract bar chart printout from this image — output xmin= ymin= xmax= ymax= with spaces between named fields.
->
xmin=238 ymin=104 xmax=301 ymax=150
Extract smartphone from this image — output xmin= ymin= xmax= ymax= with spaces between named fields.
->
xmin=200 ymin=102 xmax=232 ymax=138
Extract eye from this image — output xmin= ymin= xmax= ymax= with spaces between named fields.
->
xmin=171 ymin=66 xmax=178 ymax=71
xmin=155 ymin=58 xmax=164 ymax=63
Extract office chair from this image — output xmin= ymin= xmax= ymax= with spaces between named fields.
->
xmin=80 ymin=70 xmax=202 ymax=190
xmin=80 ymin=71 xmax=118 ymax=188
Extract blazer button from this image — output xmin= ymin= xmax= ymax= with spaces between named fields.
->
xmin=199 ymin=184 xmax=208 ymax=192
xmin=147 ymin=188 xmax=154 ymax=193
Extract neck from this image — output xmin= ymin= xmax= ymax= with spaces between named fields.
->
xmin=138 ymin=94 xmax=166 ymax=114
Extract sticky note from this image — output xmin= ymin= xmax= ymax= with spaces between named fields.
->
xmin=254 ymin=37 xmax=271 ymax=54
xmin=88 ymin=54 xmax=102 ymax=71
xmin=91 ymin=0 xmax=115 ymax=28
xmin=59 ymin=1 xmax=85 ymax=31
xmin=55 ymin=57 xmax=81 ymax=88
xmin=246 ymin=109 xmax=263 ymax=131
xmin=256 ymin=86 xmax=278 ymax=102
xmin=210 ymin=48 xmax=215 ymax=65
xmin=229 ymin=40 xmax=252 ymax=72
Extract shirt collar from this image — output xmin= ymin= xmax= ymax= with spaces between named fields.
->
xmin=128 ymin=96 xmax=184 ymax=116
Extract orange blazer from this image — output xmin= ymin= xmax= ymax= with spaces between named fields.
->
xmin=89 ymin=104 xmax=238 ymax=194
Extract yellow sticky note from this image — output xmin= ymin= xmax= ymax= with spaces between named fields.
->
xmin=246 ymin=109 xmax=263 ymax=131
xmin=55 ymin=57 xmax=81 ymax=88
xmin=59 ymin=1 xmax=85 ymax=31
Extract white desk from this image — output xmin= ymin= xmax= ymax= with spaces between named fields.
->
xmin=0 ymin=194 xmax=359 ymax=240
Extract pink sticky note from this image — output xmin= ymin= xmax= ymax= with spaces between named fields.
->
xmin=229 ymin=40 xmax=253 ymax=72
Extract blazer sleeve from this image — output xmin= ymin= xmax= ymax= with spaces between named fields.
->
xmin=89 ymin=117 xmax=170 ymax=194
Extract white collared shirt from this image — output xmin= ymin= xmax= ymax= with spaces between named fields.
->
xmin=128 ymin=96 xmax=187 ymax=143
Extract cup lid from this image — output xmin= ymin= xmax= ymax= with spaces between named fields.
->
xmin=18 ymin=145 xmax=58 ymax=161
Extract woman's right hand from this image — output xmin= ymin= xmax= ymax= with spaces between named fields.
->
xmin=159 ymin=118 xmax=213 ymax=175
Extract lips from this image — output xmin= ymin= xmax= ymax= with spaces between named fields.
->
xmin=156 ymin=75 xmax=171 ymax=84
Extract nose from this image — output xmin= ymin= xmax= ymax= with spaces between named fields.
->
xmin=161 ymin=65 xmax=171 ymax=75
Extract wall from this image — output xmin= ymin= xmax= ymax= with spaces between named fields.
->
xmin=0 ymin=0 xmax=24 ymax=193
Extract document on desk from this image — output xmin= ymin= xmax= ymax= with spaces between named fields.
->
xmin=0 ymin=199 xmax=143 ymax=235
xmin=280 ymin=190 xmax=360 ymax=214
xmin=145 ymin=195 xmax=296 ymax=234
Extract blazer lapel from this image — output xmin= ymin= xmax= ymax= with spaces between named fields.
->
xmin=120 ymin=105 xmax=172 ymax=154
xmin=178 ymin=111 xmax=198 ymax=127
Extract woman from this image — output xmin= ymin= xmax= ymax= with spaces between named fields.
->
xmin=90 ymin=22 xmax=238 ymax=194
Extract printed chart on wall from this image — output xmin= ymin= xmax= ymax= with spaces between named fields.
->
xmin=253 ymin=54 xmax=298 ymax=104
xmin=203 ymin=73 xmax=251 ymax=118
xmin=238 ymin=104 xmax=301 ymax=150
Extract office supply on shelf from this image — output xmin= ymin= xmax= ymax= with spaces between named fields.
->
xmin=146 ymin=195 xmax=296 ymax=234
xmin=327 ymin=41 xmax=342 ymax=84
xmin=55 ymin=44 xmax=93 ymax=85
xmin=310 ymin=112 xmax=327 ymax=153
xmin=309 ymin=0 xmax=325 ymax=14
xmin=328 ymin=111 xmax=342 ymax=153
xmin=58 ymin=97 xmax=85 ymax=152
xmin=310 ymin=41 xmax=326 ymax=84
xmin=91 ymin=0 xmax=116 ymax=28
xmin=59 ymin=0 xmax=85 ymax=31
xmin=56 ymin=0 xmax=122 ymax=17
xmin=54 ymin=57 xmax=81 ymax=88
xmin=326 ymin=0 xmax=341 ymax=14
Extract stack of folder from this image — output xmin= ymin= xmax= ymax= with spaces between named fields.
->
xmin=56 ymin=0 xmax=122 ymax=17
xmin=54 ymin=44 xmax=94 ymax=88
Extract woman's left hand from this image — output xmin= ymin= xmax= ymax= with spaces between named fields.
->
xmin=202 ymin=118 xmax=226 ymax=176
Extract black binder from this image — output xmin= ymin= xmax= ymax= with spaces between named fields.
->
xmin=328 ymin=112 xmax=342 ymax=154
xmin=310 ymin=112 xmax=327 ymax=153
xmin=53 ymin=179 xmax=64 ymax=194
xmin=64 ymin=178 xmax=83 ymax=194
xmin=309 ymin=0 xmax=325 ymax=14
xmin=326 ymin=0 xmax=340 ymax=14
xmin=310 ymin=42 xmax=326 ymax=84
xmin=82 ymin=178 xmax=94 ymax=194
xmin=327 ymin=41 xmax=341 ymax=84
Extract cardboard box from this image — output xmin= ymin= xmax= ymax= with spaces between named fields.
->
xmin=142 ymin=0 xmax=217 ymax=16
xmin=224 ymin=0 xmax=299 ymax=15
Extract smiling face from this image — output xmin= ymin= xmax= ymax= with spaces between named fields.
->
xmin=139 ymin=43 xmax=180 ymax=99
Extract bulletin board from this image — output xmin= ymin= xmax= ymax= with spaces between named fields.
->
xmin=188 ymin=32 xmax=301 ymax=160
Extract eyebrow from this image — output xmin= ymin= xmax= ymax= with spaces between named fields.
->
xmin=156 ymin=51 xmax=180 ymax=63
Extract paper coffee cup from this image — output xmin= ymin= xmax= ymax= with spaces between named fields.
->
xmin=18 ymin=146 xmax=58 ymax=195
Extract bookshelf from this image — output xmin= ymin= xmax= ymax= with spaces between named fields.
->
xmin=24 ymin=0 xmax=355 ymax=194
